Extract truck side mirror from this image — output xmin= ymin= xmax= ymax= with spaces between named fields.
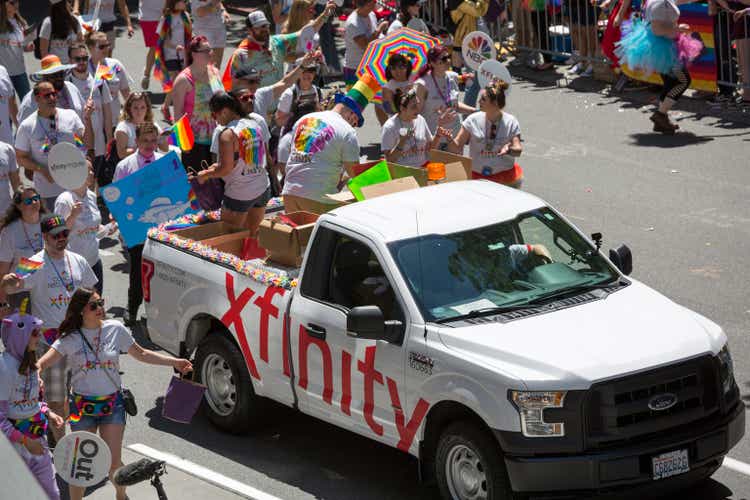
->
xmin=347 ymin=306 xmax=404 ymax=343
xmin=609 ymin=244 xmax=633 ymax=276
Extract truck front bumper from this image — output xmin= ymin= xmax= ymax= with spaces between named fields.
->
xmin=499 ymin=402 xmax=744 ymax=496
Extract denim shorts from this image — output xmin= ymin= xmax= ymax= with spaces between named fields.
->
xmin=222 ymin=187 xmax=271 ymax=212
xmin=69 ymin=393 xmax=127 ymax=431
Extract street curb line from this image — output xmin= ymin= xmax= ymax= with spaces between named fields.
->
xmin=127 ymin=443 xmax=284 ymax=500
xmin=723 ymin=457 xmax=750 ymax=477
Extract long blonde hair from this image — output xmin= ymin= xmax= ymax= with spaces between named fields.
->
xmin=0 ymin=1 xmax=26 ymax=34
xmin=283 ymin=0 xmax=314 ymax=34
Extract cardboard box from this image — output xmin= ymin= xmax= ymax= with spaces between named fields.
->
xmin=258 ymin=211 xmax=319 ymax=267
xmin=171 ymin=221 xmax=245 ymax=241
xmin=360 ymin=176 xmax=421 ymax=199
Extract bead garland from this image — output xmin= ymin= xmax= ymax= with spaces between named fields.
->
xmin=148 ymin=206 xmax=299 ymax=290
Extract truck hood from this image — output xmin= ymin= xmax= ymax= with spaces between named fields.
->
xmin=436 ymin=281 xmax=726 ymax=390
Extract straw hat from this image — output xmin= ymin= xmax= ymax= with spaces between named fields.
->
xmin=30 ymin=55 xmax=76 ymax=82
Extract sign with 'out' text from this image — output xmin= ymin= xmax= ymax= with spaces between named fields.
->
xmin=54 ymin=431 xmax=112 ymax=487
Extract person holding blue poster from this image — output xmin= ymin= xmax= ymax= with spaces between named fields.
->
xmin=113 ymin=123 xmax=163 ymax=326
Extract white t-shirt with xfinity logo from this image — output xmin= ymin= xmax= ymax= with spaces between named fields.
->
xmin=52 ymin=320 xmax=135 ymax=396
xmin=0 ymin=220 xmax=42 ymax=269
xmin=19 ymin=249 xmax=97 ymax=331
xmin=0 ymin=355 xmax=41 ymax=419
xmin=0 ymin=143 xmax=19 ymax=214
xmin=54 ymin=190 xmax=102 ymax=267
xmin=283 ymin=110 xmax=360 ymax=203
xmin=15 ymin=109 xmax=86 ymax=199
xmin=381 ymin=114 xmax=433 ymax=168
xmin=461 ymin=111 xmax=521 ymax=175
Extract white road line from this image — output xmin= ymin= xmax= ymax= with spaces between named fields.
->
xmin=127 ymin=443 xmax=284 ymax=500
xmin=723 ymin=457 xmax=750 ymax=477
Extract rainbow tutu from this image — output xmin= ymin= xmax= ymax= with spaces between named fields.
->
xmin=615 ymin=19 xmax=703 ymax=75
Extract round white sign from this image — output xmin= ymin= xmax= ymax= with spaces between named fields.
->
xmin=461 ymin=31 xmax=496 ymax=71
xmin=48 ymin=142 xmax=88 ymax=191
xmin=477 ymin=59 xmax=513 ymax=94
xmin=54 ymin=431 xmax=112 ymax=487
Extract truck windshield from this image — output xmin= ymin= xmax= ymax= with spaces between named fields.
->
xmin=389 ymin=208 xmax=620 ymax=323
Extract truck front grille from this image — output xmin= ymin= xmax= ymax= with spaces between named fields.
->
xmin=585 ymin=356 xmax=719 ymax=449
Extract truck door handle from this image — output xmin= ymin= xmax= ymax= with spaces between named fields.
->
xmin=306 ymin=323 xmax=327 ymax=340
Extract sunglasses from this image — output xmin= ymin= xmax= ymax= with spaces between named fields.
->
xmin=192 ymin=48 xmax=211 ymax=53
xmin=39 ymin=91 xmax=57 ymax=99
xmin=87 ymin=299 xmax=105 ymax=311
xmin=51 ymin=230 xmax=70 ymax=240
xmin=73 ymin=56 xmax=89 ymax=62
xmin=22 ymin=194 xmax=41 ymax=205
xmin=97 ymin=44 xmax=111 ymax=50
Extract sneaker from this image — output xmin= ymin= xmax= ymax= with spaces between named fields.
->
xmin=567 ymin=62 xmax=583 ymax=74
xmin=140 ymin=74 xmax=150 ymax=90
xmin=581 ymin=64 xmax=594 ymax=77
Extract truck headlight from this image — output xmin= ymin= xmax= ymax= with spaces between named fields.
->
xmin=509 ymin=391 xmax=567 ymax=437
xmin=718 ymin=345 xmax=735 ymax=395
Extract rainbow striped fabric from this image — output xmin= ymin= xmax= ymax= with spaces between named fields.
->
xmin=622 ymin=3 xmax=717 ymax=92
xmin=14 ymin=257 xmax=43 ymax=278
xmin=68 ymin=393 xmax=118 ymax=423
xmin=168 ymin=115 xmax=195 ymax=151
xmin=10 ymin=411 xmax=48 ymax=439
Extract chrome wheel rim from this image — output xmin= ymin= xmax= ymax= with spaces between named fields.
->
xmin=201 ymin=353 xmax=236 ymax=417
xmin=445 ymin=444 xmax=488 ymax=500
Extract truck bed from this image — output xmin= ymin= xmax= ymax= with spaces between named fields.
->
xmin=146 ymin=208 xmax=300 ymax=290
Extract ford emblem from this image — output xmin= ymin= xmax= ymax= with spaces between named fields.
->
xmin=648 ymin=393 xmax=678 ymax=411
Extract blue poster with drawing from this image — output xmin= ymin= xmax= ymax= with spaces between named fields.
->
xmin=100 ymin=151 xmax=200 ymax=247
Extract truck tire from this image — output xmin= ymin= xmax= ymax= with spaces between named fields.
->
xmin=194 ymin=333 xmax=264 ymax=434
xmin=436 ymin=421 xmax=515 ymax=500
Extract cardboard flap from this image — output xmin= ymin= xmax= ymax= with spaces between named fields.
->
xmin=444 ymin=161 xmax=469 ymax=182
xmin=360 ymin=176 xmax=420 ymax=199
xmin=429 ymin=150 xmax=472 ymax=179
xmin=325 ymin=191 xmax=356 ymax=203
xmin=387 ymin=163 xmax=428 ymax=187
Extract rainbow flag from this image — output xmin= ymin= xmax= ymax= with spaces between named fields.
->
xmin=168 ymin=115 xmax=195 ymax=151
xmin=187 ymin=188 xmax=200 ymax=210
xmin=621 ymin=3 xmax=717 ymax=92
xmin=93 ymin=62 xmax=115 ymax=84
xmin=73 ymin=133 xmax=86 ymax=151
xmin=14 ymin=258 xmax=43 ymax=278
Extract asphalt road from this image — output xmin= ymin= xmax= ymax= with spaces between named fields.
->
xmin=20 ymin=11 xmax=750 ymax=500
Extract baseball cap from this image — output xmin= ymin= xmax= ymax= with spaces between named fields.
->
xmin=234 ymin=67 xmax=262 ymax=82
xmin=246 ymin=11 xmax=270 ymax=28
xmin=40 ymin=214 xmax=68 ymax=236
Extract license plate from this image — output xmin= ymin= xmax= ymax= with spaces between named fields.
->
xmin=652 ymin=449 xmax=689 ymax=480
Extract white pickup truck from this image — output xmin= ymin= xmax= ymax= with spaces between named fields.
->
xmin=142 ymin=181 xmax=743 ymax=500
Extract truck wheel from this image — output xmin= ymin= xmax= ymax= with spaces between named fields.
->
xmin=194 ymin=333 xmax=264 ymax=433
xmin=436 ymin=421 xmax=514 ymax=500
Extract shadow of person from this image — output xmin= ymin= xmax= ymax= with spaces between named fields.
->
xmin=628 ymin=131 xmax=714 ymax=148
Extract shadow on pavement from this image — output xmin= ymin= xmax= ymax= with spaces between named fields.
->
xmin=143 ymin=396 xmax=437 ymax=500
xmin=628 ymin=132 xmax=715 ymax=148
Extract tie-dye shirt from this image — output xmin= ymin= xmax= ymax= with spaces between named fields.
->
xmin=283 ymin=110 xmax=360 ymax=203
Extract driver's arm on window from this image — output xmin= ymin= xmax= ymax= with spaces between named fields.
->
xmin=508 ymin=244 xmax=552 ymax=269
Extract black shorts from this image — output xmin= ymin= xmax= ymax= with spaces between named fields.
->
xmin=101 ymin=21 xmax=116 ymax=33
xmin=165 ymin=58 xmax=183 ymax=72
xmin=222 ymin=187 xmax=271 ymax=212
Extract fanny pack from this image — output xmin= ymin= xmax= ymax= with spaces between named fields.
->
xmin=10 ymin=410 xmax=48 ymax=439
xmin=69 ymin=392 xmax=118 ymax=422
xmin=75 ymin=330 xmax=138 ymax=417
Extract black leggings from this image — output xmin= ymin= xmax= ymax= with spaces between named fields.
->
xmin=660 ymin=65 xmax=692 ymax=102
xmin=127 ymin=244 xmax=144 ymax=316
xmin=531 ymin=11 xmax=552 ymax=62
xmin=714 ymin=10 xmax=736 ymax=96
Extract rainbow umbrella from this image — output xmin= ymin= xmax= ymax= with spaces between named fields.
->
xmin=356 ymin=28 xmax=441 ymax=87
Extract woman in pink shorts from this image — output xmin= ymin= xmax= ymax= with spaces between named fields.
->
xmin=139 ymin=0 xmax=163 ymax=89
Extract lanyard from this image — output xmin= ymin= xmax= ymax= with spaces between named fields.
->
xmin=431 ymin=73 xmax=452 ymax=108
xmin=21 ymin=222 xmax=42 ymax=253
xmin=484 ymin=113 xmax=502 ymax=151
xmin=45 ymin=250 xmax=75 ymax=293
xmin=80 ymin=327 xmax=102 ymax=368
xmin=38 ymin=113 xmax=58 ymax=153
